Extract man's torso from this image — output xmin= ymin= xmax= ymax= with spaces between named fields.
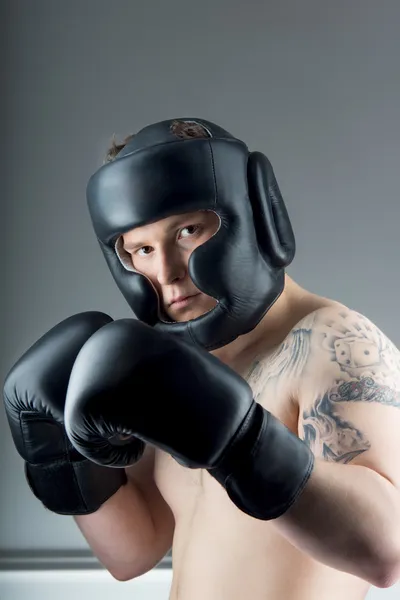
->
xmin=153 ymin=295 xmax=371 ymax=600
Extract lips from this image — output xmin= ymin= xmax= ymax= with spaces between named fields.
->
xmin=169 ymin=294 xmax=199 ymax=306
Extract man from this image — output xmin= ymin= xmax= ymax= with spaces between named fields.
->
xmin=4 ymin=118 xmax=400 ymax=600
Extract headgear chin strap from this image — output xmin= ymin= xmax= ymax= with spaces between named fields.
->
xmin=86 ymin=117 xmax=295 ymax=351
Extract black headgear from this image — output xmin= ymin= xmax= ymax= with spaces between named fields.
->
xmin=86 ymin=117 xmax=295 ymax=351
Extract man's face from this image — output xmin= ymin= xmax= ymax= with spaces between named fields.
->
xmin=122 ymin=210 xmax=220 ymax=322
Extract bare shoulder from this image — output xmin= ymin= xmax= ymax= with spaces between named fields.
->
xmin=244 ymin=301 xmax=400 ymax=411
xmin=247 ymin=302 xmax=400 ymax=486
xmin=242 ymin=301 xmax=347 ymax=402
xmin=297 ymin=303 xmax=400 ymax=389
xmin=295 ymin=304 xmax=400 ymax=486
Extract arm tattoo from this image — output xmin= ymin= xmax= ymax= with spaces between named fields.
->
xmin=245 ymin=312 xmax=315 ymax=401
xmin=301 ymin=309 xmax=400 ymax=463
xmin=302 ymin=392 xmax=372 ymax=463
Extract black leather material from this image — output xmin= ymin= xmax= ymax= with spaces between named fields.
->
xmin=3 ymin=312 xmax=131 ymax=515
xmin=211 ymin=403 xmax=315 ymax=520
xmin=64 ymin=318 xmax=314 ymax=520
xmin=65 ymin=318 xmax=253 ymax=469
xmin=86 ymin=117 xmax=295 ymax=351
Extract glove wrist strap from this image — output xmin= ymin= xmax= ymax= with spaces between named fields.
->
xmin=25 ymin=458 xmax=127 ymax=515
xmin=211 ymin=403 xmax=315 ymax=520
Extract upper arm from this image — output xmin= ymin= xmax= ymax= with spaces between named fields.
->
xmin=297 ymin=307 xmax=400 ymax=490
xmin=125 ymin=444 xmax=175 ymax=556
xmin=124 ymin=443 xmax=157 ymax=489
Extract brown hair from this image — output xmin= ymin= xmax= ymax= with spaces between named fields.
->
xmin=103 ymin=119 xmax=211 ymax=164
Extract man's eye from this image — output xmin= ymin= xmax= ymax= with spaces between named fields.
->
xmin=180 ymin=225 xmax=200 ymax=238
xmin=136 ymin=246 xmax=153 ymax=256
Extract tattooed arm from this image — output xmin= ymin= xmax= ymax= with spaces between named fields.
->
xmin=270 ymin=307 xmax=400 ymax=588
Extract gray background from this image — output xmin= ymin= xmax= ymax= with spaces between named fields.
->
xmin=1 ymin=0 xmax=399 ymax=593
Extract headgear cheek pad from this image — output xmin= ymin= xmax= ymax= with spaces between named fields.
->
xmin=86 ymin=117 xmax=295 ymax=351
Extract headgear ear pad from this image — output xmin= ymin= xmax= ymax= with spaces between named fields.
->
xmin=86 ymin=118 xmax=295 ymax=351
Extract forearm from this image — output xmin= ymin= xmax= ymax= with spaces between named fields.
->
xmin=74 ymin=477 xmax=172 ymax=580
xmin=273 ymin=458 xmax=400 ymax=587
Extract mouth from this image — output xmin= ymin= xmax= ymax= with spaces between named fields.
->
xmin=169 ymin=294 xmax=200 ymax=308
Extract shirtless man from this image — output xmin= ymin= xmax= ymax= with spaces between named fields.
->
xmin=4 ymin=118 xmax=400 ymax=600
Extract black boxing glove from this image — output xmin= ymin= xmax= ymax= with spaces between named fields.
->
xmin=64 ymin=318 xmax=314 ymax=521
xmin=2 ymin=312 xmax=139 ymax=516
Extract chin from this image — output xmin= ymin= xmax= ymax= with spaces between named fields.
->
xmin=165 ymin=299 xmax=217 ymax=323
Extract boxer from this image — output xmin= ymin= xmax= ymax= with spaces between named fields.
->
xmin=4 ymin=118 xmax=400 ymax=599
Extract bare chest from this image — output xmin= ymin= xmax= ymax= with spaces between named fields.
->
xmin=153 ymin=368 xmax=299 ymax=520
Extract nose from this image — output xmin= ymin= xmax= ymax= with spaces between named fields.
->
xmin=156 ymin=248 xmax=186 ymax=286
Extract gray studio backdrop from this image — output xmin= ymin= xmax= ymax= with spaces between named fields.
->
xmin=1 ymin=0 xmax=400 ymax=582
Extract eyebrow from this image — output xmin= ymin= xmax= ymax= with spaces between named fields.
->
xmin=124 ymin=240 xmax=148 ymax=252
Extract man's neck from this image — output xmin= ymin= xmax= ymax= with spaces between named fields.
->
xmin=210 ymin=275 xmax=311 ymax=365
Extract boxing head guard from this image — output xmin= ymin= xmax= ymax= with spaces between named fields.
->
xmin=86 ymin=117 xmax=295 ymax=351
